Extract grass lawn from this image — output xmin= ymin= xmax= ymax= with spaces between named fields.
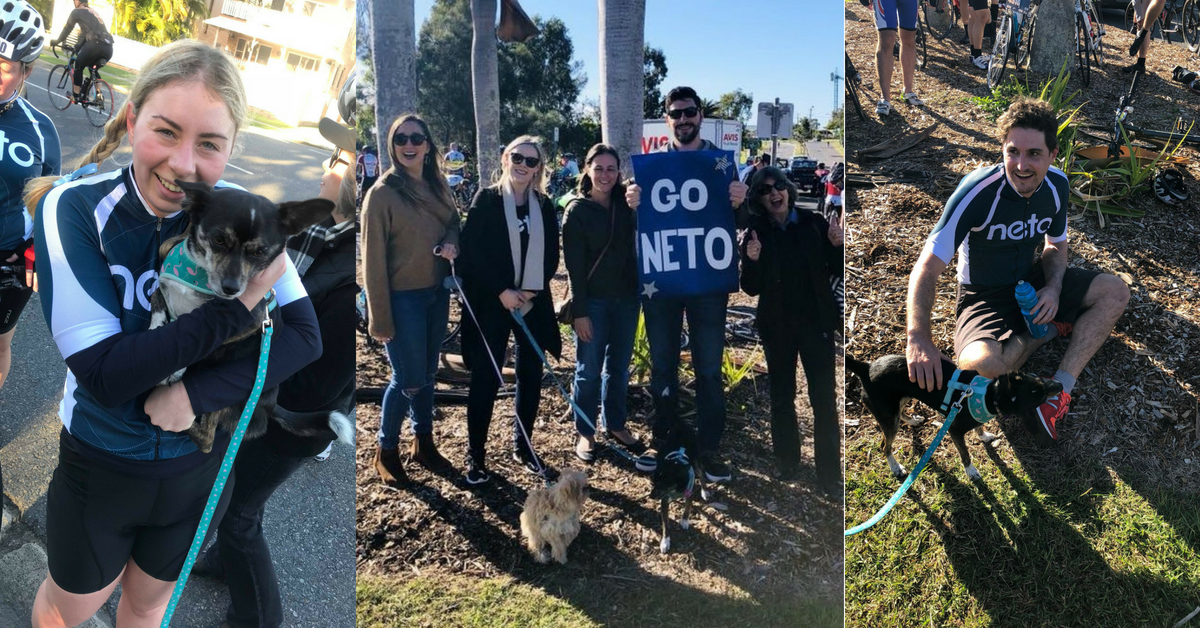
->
xmin=357 ymin=573 xmax=844 ymax=628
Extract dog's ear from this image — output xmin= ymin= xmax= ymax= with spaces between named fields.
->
xmin=175 ymin=180 xmax=213 ymax=214
xmin=278 ymin=198 xmax=336 ymax=236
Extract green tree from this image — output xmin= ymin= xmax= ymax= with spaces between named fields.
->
xmin=417 ymin=0 xmax=475 ymax=149
xmin=643 ymin=44 xmax=666 ymax=118
xmin=113 ymin=0 xmax=208 ymax=46
xmin=792 ymin=117 xmax=820 ymax=142
xmin=825 ymin=106 xmax=844 ymax=141
xmin=714 ymin=89 xmax=753 ymax=123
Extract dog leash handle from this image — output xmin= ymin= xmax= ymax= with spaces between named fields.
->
xmin=160 ymin=320 xmax=274 ymax=627
xmin=845 ymin=393 xmax=966 ymax=537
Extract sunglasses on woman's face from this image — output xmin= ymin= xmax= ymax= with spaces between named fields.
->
xmin=667 ymin=106 xmax=700 ymax=120
xmin=393 ymin=132 xmax=427 ymax=147
xmin=755 ymin=180 xmax=789 ymax=196
xmin=510 ymin=153 xmax=541 ymax=168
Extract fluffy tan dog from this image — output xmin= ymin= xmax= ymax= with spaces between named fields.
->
xmin=519 ymin=469 xmax=589 ymax=564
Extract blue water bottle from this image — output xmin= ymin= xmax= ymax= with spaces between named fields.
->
xmin=1015 ymin=281 xmax=1048 ymax=338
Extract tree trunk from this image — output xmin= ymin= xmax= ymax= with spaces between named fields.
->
xmin=598 ymin=0 xmax=645 ymax=175
xmin=371 ymin=0 xmax=416 ymax=172
xmin=472 ymin=0 xmax=501 ymax=187
xmin=1029 ymin=0 xmax=1074 ymax=78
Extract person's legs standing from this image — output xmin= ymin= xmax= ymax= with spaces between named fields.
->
xmin=511 ymin=316 xmax=545 ymax=464
xmin=685 ymin=292 xmax=729 ymax=469
xmin=573 ymin=297 xmax=610 ymax=441
xmin=465 ymin=315 xmax=510 ymax=467
xmin=968 ymin=0 xmax=991 ymax=65
xmin=897 ymin=0 xmax=919 ymax=99
xmin=379 ymin=289 xmax=428 ymax=450
xmin=762 ymin=329 xmax=801 ymax=477
xmin=1129 ymin=0 xmax=1166 ymax=67
xmin=643 ymin=296 xmax=684 ymax=446
xmin=875 ymin=29 xmax=899 ymax=110
xmin=797 ymin=327 xmax=840 ymax=491
xmin=600 ymin=297 xmax=640 ymax=436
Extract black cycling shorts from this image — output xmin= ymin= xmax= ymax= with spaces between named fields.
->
xmin=953 ymin=262 xmax=1101 ymax=359
xmin=968 ymin=0 xmax=989 ymax=11
xmin=0 ymin=284 xmax=32 ymax=334
xmin=74 ymin=40 xmax=113 ymax=87
xmin=45 ymin=428 xmax=234 ymax=594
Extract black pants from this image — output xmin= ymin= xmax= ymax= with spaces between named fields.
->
xmin=762 ymin=324 xmax=841 ymax=486
xmin=466 ymin=312 xmax=543 ymax=462
xmin=74 ymin=40 xmax=113 ymax=88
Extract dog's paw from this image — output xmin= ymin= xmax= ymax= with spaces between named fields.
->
xmin=659 ymin=536 xmax=671 ymax=554
xmin=680 ymin=519 xmax=690 ymax=530
xmin=149 ymin=309 xmax=168 ymax=330
xmin=965 ymin=464 xmax=982 ymax=481
xmin=978 ymin=431 xmax=1002 ymax=446
xmin=887 ymin=457 xmax=909 ymax=480
xmin=901 ymin=415 xmax=926 ymax=427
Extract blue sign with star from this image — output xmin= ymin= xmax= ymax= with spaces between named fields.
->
xmin=631 ymin=150 xmax=740 ymax=299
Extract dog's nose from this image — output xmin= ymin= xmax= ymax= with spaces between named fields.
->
xmin=220 ymin=279 xmax=242 ymax=296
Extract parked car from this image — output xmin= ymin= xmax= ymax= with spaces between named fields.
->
xmin=788 ymin=157 xmax=821 ymax=196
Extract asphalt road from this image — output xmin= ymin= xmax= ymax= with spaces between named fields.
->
xmin=0 ymin=63 xmax=354 ymax=627
xmin=805 ymin=140 xmax=844 ymax=167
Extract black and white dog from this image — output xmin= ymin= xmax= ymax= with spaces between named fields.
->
xmin=149 ymin=181 xmax=352 ymax=453
xmin=649 ymin=424 xmax=711 ymax=554
xmin=846 ymin=354 xmax=1062 ymax=480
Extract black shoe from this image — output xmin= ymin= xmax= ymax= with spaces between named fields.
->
xmin=701 ymin=455 xmax=732 ymax=483
xmin=575 ymin=437 xmax=599 ymax=464
xmin=1122 ymin=60 xmax=1146 ymax=74
xmin=959 ymin=32 xmax=970 ymax=45
xmin=777 ymin=463 xmax=801 ymax=482
xmin=604 ymin=429 xmax=648 ymax=456
xmin=465 ymin=457 xmax=491 ymax=485
xmin=1130 ymin=28 xmax=1148 ymax=56
xmin=512 ymin=449 xmax=553 ymax=478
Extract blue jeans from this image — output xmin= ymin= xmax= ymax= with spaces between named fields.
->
xmin=379 ymin=286 xmax=449 ymax=448
xmin=572 ymin=296 xmax=640 ymax=438
xmin=642 ymin=292 xmax=728 ymax=455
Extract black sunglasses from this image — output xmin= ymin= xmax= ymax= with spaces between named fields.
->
xmin=509 ymin=153 xmax=541 ymax=168
xmin=755 ymin=180 xmax=789 ymax=196
xmin=667 ymin=106 xmax=700 ymax=120
xmin=393 ymin=132 xmax=427 ymax=147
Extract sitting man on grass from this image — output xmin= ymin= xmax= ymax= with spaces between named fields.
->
xmin=904 ymin=98 xmax=1130 ymax=444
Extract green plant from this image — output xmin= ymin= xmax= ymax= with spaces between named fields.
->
xmin=969 ymin=76 xmax=1030 ymax=121
xmin=630 ymin=311 xmax=652 ymax=385
xmin=721 ymin=346 xmax=760 ymax=393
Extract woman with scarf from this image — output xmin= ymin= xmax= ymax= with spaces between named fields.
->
xmin=457 ymin=135 xmax=560 ymax=485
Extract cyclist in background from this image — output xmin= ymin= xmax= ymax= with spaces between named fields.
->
xmin=444 ymin=142 xmax=467 ymax=176
xmin=49 ymin=0 xmax=114 ymax=104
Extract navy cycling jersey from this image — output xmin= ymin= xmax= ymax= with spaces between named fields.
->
xmin=923 ymin=163 xmax=1068 ymax=287
xmin=0 ymin=97 xmax=60 ymax=251
xmin=34 ymin=166 xmax=313 ymax=460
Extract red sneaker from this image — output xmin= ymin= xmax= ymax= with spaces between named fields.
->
xmin=1034 ymin=391 xmax=1071 ymax=443
xmin=1054 ymin=321 xmax=1073 ymax=338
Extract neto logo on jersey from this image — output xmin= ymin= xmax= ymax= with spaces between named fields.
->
xmin=0 ymin=130 xmax=38 ymax=168
xmin=986 ymin=214 xmax=1053 ymax=241
xmin=110 ymin=265 xmax=159 ymax=312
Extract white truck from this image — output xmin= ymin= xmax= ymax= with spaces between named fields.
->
xmin=641 ymin=119 xmax=743 ymax=155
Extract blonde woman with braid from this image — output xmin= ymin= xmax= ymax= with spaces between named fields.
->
xmin=26 ymin=39 xmax=322 ymax=627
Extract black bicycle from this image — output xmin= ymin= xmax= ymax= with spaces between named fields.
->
xmin=846 ymin=53 xmax=866 ymax=122
xmin=1126 ymin=0 xmax=1189 ymax=46
xmin=988 ymin=0 xmax=1042 ymax=89
xmin=47 ymin=43 xmax=114 ymax=128
xmin=1076 ymin=70 xmax=1200 ymax=158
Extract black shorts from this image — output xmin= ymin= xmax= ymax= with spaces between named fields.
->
xmin=953 ymin=262 xmax=1101 ymax=359
xmin=0 ymin=284 xmax=32 ymax=334
xmin=968 ymin=0 xmax=989 ymax=11
xmin=45 ymin=428 xmax=234 ymax=594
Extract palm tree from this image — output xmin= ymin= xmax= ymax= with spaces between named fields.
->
xmin=471 ymin=0 xmax=500 ymax=186
xmin=113 ymin=0 xmax=209 ymax=46
xmin=598 ymin=0 xmax=645 ymax=173
xmin=371 ymin=0 xmax=416 ymax=171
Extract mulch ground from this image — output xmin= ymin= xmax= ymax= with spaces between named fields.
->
xmin=354 ymin=266 xmax=846 ymax=613
xmin=844 ymin=2 xmax=1200 ymax=491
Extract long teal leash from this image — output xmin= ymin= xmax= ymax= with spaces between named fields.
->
xmin=159 ymin=315 xmax=274 ymax=627
xmin=845 ymin=391 xmax=968 ymax=537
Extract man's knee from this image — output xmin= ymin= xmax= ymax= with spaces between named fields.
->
xmin=877 ymin=30 xmax=898 ymax=51
xmin=898 ymin=28 xmax=917 ymax=44
xmin=1088 ymin=273 xmax=1131 ymax=312
xmin=957 ymin=340 xmax=1006 ymax=379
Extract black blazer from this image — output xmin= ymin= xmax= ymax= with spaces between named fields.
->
xmin=740 ymin=208 xmax=843 ymax=339
xmin=458 ymin=185 xmax=562 ymax=362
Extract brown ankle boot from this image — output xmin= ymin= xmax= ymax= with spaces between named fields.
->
xmin=374 ymin=446 xmax=406 ymax=484
xmin=410 ymin=433 xmax=452 ymax=472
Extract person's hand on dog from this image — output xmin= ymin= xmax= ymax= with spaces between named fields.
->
xmin=145 ymin=382 xmax=196 ymax=432
xmin=906 ymin=334 xmax=951 ymax=392
xmin=1032 ymin=285 xmax=1061 ymax=325
xmin=500 ymin=288 xmax=527 ymax=311
xmin=625 ymin=182 xmax=641 ymax=210
xmin=729 ymin=180 xmax=748 ymax=207
xmin=574 ymin=316 xmax=593 ymax=343
xmin=746 ymin=231 xmax=762 ymax=261
xmin=437 ymin=243 xmax=458 ymax=260
xmin=238 ymin=253 xmax=288 ymax=312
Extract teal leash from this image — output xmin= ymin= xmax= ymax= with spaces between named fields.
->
xmin=845 ymin=390 xmax=968 ymax=537
xmin=159 ymin=313 xmax=275 ymax=627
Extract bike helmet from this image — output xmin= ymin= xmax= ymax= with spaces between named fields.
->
xmin=1153 ymin=167 xmax=1189 ymax=206
xmin=336 ymin=71 xmax=355 ymax=126
xmin=0 ymin=0 xmax=45 ymax=64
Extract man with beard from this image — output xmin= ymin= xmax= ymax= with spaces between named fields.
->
xmin=905 ymin=98 xmax=1129 ymax=445
xmin=634 ymin=86 xmax=748 ymax=480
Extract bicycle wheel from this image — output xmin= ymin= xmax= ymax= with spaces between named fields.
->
xmin=915 ymin=24 xmax=928 ymax=70
xmin=1184 ymin=0 xmax=1200 ymax=50
xmin=1088 ymin=1 xmax=1105 ymax=67
xmin=987 ymin=14 xmax=1012 ymax=89
xmin=46 ymin=64 xmax=72 ymax=111
xmin=1076 ymin=13 xmax=1091 ymax=86
xmin=1016 ymin=8 xmax=1037 ymax=68
xmin=84 ymin=79 xmax=114 ymax=128
xmin=1126 ymin=0 xmax=1139 ymax=32
xmin=923 ymin=0 xmax=954 ymax=39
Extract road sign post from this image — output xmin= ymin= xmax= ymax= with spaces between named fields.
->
xmin=756 ymin=99 xmax=794 ymax=166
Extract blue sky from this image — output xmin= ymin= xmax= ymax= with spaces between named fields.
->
xmin=409 ymin=0 xmax=845 ymax=125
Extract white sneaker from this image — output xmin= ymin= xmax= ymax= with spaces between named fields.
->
xmin=875 ymin=99 xmax=893 ymax=116
xmin=902 ymin=92 xmax=925 ymax=107
xmin=971 ymin=54 xmax=991 ymax=70
xmin=314 ymin=442 xmax=333 ymax=462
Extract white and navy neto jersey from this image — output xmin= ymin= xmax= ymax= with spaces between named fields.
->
xmin=923 ymin=163 xmax=1069 ymax=287
xmin=0 ymin=97 xmax=60 ymax=251
xmin=34 ymin=166 xmax=315 ymax=460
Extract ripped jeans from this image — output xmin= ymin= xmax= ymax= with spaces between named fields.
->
xmin=378 ymin=285 xmax=450 ymax=448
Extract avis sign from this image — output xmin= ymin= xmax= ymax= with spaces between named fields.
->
xmin=630 ymin=150 xmax=739 ymax=299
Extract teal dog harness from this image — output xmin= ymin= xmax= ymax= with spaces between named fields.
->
xmin=940 ymin=368 xmax=994 ymax=424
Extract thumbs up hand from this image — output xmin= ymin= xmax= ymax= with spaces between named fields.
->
xmin=746 ymin=230 xmax=762 ymax=261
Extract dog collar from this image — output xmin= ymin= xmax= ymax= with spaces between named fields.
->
xmin=940 ymin=368 xmax=995 ymax=424
xmin=159 ymin=239 xmax=277 ymax=321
